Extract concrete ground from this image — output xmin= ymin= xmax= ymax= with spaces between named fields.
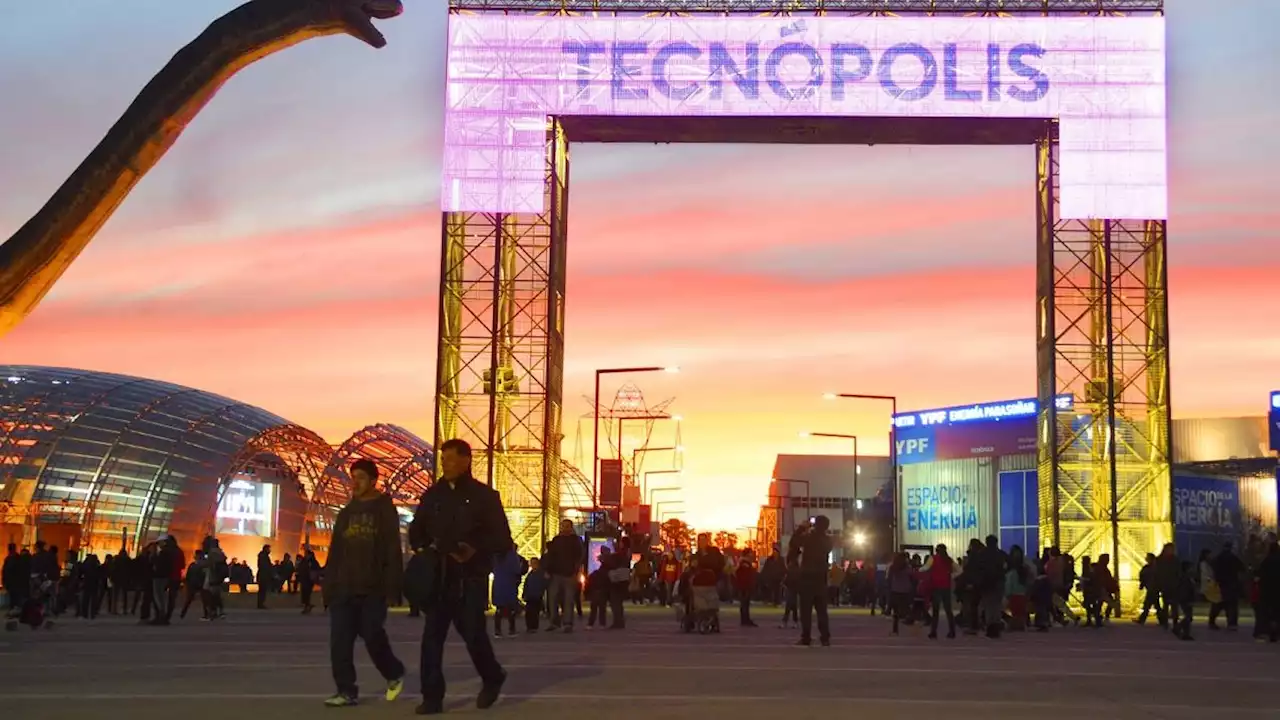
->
xmin=0 ymin=603 xmax=1275 ymax=720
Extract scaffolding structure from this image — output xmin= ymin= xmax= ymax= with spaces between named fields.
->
xmin=436 ymin=0 xmax=1172 ymax=583
xmin=1035 ymin=129 xmax=1172 ymax=607
xmin=434 ymin=119 xmax=569 ymax=560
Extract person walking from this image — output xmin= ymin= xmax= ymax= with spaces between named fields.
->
xmin=922 ymin=544 xmax=958 ymax=639
xmin=322 ymin=458 xmax=408 ymax=708
xmin=256 ymin=545 xmax=273 ymax=610
xmin=1255 ymin=532 xmax=1280 ymax=643
xmin=297 ymin=548 xmax=318 ymax=614
xmin=734 ymin=549 xmax=758 ymax=627
xmin=178 ymin=550 xmax=207 ymax=620
xmin=522 ymin=558 xmax=548 ymax=633
xmin=491 ymin=543 xmax=525 ymax=638
xmin=794 ymin=516 xmax=833 ymax=646
xmin=543 ymin=519 xmax=584 ymax=633
xmin=409 ymin=438 xmax=510 ymax=716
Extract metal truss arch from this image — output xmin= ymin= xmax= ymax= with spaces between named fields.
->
xmin=325 ymin=424 xmax=436 ymax=510
xmin=211 ymin=423 xmax=336 ymax=531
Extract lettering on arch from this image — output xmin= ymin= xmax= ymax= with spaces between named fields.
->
xmin=443 ymin=15 xmax=1167 ymax=220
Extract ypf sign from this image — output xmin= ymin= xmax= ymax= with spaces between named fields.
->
xmin=443 ymin=15 xmax=1167 ymax=219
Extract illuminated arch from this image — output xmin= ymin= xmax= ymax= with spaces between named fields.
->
xmin=324 ymin=424 xmax=435 ymax=511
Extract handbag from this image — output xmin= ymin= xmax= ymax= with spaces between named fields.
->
xmin=404 ymin=547 xmax=443 ymax=607
xmin=608 ymin=567 xmax=631 ymax=584
xmin=1204 ymin=578 xmax=1222 ymax=604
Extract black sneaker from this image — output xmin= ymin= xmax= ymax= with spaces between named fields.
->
xmin=414 ymin=702 xmax=442 ymax=715
xmin=477 ymin=671 xmax=507 ymax=710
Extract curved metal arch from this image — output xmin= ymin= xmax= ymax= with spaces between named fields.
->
xmin=8 ymin=373 xmax=160 ymax=500
xmin=206 ymin=423 xmax=335 ymax=537
xmin=135 ymin=398 xmax=260 ymax=545
xmin=80 ymin=384 xmax=215 ymax=549
xmin=323 ymin=424 xmax=435 ymax=510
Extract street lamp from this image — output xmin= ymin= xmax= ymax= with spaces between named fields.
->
xmin=648 ymin=485 xmax=680 ymax=507
xmin=633 ymin=445 xmax=683 ymax=483
xmin=823 ymin=392 xmax=898 ymax=546
xmin=798 ymin=431 xmax=860 ymax=513
xmin=643 ymin=469 xmax=680 ymax=499
xmin=655 ymin=499 xmax=684 ymax=521
xmin=593 ymin=365 xmax=679 ymax=509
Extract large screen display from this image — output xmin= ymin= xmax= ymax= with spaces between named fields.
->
xmin=216 ymin=478 xmax=277 ymax=538
xmin=444 ymin=15 xmax=1167 ymax=219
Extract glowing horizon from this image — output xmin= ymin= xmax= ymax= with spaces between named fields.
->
xmin=2 ymin=0 xmax=1278 ymax=531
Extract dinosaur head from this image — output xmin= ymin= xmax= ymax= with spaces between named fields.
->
xmin=334 ymin=0 xmax=404 ymax=49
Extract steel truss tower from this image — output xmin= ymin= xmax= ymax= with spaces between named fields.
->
xmin=1036 ymin=128 xmax=1171 ymax=607
xmin=435 ymin=120 xmax=568 ymax=560
xmin=437 ymin=0 xmax=1172 ymax=574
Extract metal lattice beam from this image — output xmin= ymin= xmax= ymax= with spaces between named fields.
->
xmin=448 ymin=0 xmax=1163 ymax=14
xmin=435 ymin=120 xmax=568 ymax=557
xmin=1037 ymin=126 xmax=1172 ymax=609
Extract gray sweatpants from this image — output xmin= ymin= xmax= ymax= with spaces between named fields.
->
xmin=549 ymin=575 xmax=577 ymax=627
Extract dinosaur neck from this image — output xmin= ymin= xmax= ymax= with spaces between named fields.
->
xmin=0 ymin=0 xmax=348 ymax=335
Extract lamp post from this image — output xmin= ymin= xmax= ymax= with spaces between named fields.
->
xmin=823 ymin=392 xmax=898 ymax=547
xmin=643 ymin=469 xmax=680 ymax=500
xmin=592 ymin=365 xmax=679 ymax=510
xmin=798 ymin=431 xmax=860 ymax=514
xmin=633 ymin=444 xmax=683 ymax=486
xmin=655 ymin=500 xmax=684 ymax=521
xmin=648 ymin=484 xmax=680 ymax=507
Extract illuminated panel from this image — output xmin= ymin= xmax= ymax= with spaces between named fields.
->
xmin=443 ymin=15 xmax=1167 ymax=219
xmin=1270 ymin=391 xmax=1280 ymax=453
xmin=893 ymin=394 xmax=1073 ymax=429
xmin=216 ymin=477 xmax=277 ymax=538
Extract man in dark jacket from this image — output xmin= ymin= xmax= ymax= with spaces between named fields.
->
xmin=1153 ymin=542 xmax=1181 ymax=629
xmin=796 ymin=516 xmax=833 ymax=646
xmin=1209 ymin=542 xmax=1245 ymax=630
xmin=410 ymin=438 xmax=511 ymax=715
xmin=256 ymin=545 xmax=273 ymax=609
xmin=974 ymin=535 xmax=1008 ymax=638
xmin=543 ymin=518 xmax=584 ymax=632
xmin=323 ymin=459 xmax=407 ymax=708
xmin=2 ymin=543 xmax=26 ymax=612
xmin=1256 ymin=532 xmax=1280 ymax=643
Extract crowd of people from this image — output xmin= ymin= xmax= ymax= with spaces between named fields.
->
xmin=1 ymin=534 xmax=327 ymax=626
xmin=5 ymin=464 xmax=1279 ymax=714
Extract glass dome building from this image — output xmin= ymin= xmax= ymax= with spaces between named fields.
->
xmin=0 ymin=366 xmax=434 ymax=560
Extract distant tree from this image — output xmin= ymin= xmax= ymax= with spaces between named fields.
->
xmin=660 ymin=518 xmax=694 ymax=551
xmin=713 ymin=531 xmax=739 ymax=550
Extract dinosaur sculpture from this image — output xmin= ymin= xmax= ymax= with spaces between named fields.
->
xmin=0 ymin=0 xmax=403 ymax=337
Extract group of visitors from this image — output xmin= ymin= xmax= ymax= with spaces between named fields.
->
xmin=818 ymin=532 xmax=1280 ymax=643
xmin=2 ymin=535 xmax=192 ymax=626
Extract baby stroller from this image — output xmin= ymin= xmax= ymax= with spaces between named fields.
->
xmin=5 ymin=578 xmax=55 ymax=631
xmin=689 ymin=585 xmax=720 ymax=634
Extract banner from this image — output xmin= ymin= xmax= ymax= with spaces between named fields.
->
xmin=599 ymin=458 xmax=623 ymax=506
xmin=1173 ymin=475 xmax=1241 ymax=534
xmin=445 ymin=15 xmax=1167 ymax=220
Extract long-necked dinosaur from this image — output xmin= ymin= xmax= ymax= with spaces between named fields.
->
xmin=0 ymin=0 xmax=403 ymax=337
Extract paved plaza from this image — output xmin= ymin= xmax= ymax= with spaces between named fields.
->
xmin=0 ymin=606 xmax=1275 ymax=719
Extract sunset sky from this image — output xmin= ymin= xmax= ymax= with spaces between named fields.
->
xmin=1 ymin=0 xmax=1277 ymax=530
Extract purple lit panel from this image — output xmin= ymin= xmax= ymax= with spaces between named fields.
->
xmin=443 ymin=15 xmax=1167 ymax=219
